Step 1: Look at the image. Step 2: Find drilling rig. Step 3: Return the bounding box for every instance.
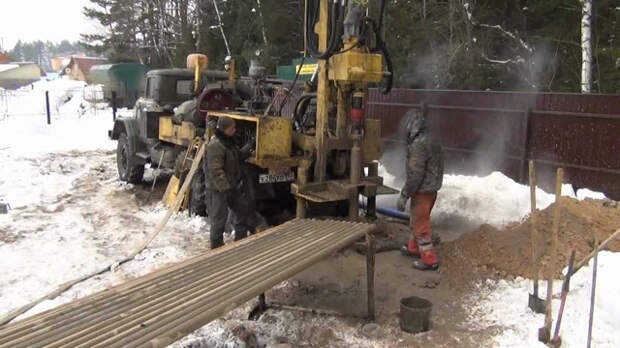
[109,0,396,223]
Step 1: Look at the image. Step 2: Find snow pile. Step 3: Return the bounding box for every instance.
[436,172,575,226]
[379,166,606,227]
[467,251,620,347]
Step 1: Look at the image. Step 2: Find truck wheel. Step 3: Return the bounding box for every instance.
[188,165,207,217]
[117,132,144,184]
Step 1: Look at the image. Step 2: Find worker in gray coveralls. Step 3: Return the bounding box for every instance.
[205,116,254,249]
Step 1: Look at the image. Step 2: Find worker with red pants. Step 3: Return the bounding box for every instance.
[396,109,444,271]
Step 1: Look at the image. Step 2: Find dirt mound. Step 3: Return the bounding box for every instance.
[440,197,620,285]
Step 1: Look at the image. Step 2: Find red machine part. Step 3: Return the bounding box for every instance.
[197,88,234,116]
[350,90,365,122]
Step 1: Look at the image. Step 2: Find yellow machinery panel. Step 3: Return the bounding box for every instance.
[328,51,384,83]
[256,117,292,159]
[208,112,294,169]
[159,117,196,146]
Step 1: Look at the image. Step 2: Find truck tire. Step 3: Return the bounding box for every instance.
[188,165,207,217]
[117,132,144,184]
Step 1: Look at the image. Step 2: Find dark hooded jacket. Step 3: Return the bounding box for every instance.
[205,129,245,192]
[401,109,444,197]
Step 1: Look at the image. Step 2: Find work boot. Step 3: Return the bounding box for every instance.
[400,246,421,258]
[400,240,421,258]
[210,228,225,249]
[412,259,439,271]
[234,229,248,241]
[210,238,224,249]
[413,242,439,271]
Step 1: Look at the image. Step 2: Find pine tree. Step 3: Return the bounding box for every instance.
[75,0,619,92]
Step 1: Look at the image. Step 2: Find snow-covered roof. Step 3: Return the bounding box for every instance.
[0,64,19,73]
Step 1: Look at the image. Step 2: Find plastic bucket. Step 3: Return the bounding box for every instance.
[399,296,432,334]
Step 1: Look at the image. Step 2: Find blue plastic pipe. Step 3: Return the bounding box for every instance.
[359,200,410,221]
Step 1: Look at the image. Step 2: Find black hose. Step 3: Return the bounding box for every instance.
[277,56,306,116]
[378,0,387,36]
[380,41,394,94]
[304,1,392,93]
[305,0,344,60]
[363,17,393,94]
[293,93,316,129]
[305,0,322,57]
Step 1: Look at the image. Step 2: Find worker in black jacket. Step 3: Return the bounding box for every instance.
[205,116,254,249]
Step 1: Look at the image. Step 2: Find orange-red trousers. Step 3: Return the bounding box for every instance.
[407,192,438,265]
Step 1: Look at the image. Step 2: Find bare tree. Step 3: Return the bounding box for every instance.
[462,1,539,89]
[580,0,593,93]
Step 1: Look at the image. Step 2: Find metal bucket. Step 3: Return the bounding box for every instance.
[399,296,432,334]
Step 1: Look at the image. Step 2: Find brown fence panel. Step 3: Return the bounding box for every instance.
[367,89,620,200]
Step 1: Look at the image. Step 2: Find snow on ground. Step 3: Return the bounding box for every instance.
[379,165,606,227]
[0,78,616,347]
[0,79,116,209]
[466,251,620,347]
[0,78,209,322]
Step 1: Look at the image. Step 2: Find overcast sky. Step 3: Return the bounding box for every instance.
[0,0,99,50]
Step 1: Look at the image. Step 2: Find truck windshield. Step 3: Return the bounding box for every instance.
[176,80,194,96]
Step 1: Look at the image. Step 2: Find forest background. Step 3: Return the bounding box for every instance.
[3,0,619,93]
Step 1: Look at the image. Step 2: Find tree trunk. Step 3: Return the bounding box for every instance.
[580,0,593,93]
[256,0,269,46]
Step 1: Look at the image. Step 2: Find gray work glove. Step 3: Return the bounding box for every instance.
[396,194,409,212]
[241,137,256,152]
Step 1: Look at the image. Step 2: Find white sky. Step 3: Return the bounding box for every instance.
[0,0,99,50]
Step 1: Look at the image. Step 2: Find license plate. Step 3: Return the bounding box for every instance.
[259,171,295,184]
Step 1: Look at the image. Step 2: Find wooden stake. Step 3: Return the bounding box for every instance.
[366,231,376,321]
[541,168,563,342]
[529,161,540,295]
[587,236,598,348]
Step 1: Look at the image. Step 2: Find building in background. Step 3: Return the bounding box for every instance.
[0,62,44,89]
[51,57,69,72]
[51,52,87,72]
[61,56,107,81]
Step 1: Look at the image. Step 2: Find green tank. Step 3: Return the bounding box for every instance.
[88,63,148,108]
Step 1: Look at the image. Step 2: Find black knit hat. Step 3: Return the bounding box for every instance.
[216,116,235,131]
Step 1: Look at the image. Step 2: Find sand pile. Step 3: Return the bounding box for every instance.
[441,198,620,286]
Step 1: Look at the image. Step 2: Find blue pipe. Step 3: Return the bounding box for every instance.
[359,200,410,221]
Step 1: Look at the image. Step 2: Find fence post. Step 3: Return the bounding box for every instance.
[519,107,532,183]
[45,91,51,125]
[112,91,117,121]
